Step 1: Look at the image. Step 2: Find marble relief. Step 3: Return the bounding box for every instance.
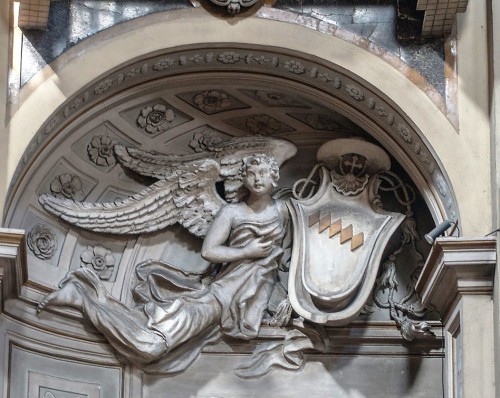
[36,135,428,377]
[27,224,58,260]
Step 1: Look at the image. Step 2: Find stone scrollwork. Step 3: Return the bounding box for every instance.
[27,224,58,260]
[364,170,433,341]
[254,91,291,106]
[37,136,427,376]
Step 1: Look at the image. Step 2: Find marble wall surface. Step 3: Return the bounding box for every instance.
[1,1,497,397]
[19,1,445,98]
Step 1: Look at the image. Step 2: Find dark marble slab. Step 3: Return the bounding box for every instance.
[400,38,446,97]
[275,1,445,97]
[20,0,445,98]
[21,0,192,85]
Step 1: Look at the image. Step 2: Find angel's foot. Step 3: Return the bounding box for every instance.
[37,282,83,313]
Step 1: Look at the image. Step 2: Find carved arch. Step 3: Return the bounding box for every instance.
[4,10,462,230]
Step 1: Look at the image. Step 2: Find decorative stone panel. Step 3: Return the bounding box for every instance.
[417,0,469,37]
[18,0,50,30]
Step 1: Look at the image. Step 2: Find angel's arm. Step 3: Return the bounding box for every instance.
[201,206,273,263]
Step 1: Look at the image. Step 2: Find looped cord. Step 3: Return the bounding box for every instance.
[292,164,323,200]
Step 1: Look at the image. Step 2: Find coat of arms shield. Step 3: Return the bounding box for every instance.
[287,139,405,325]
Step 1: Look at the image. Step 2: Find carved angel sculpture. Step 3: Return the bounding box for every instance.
[37,136,315,375]
[39,136,295,237]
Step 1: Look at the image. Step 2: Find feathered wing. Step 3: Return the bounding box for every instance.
[114,136,298,202]
[38,159,225,238]
[115,144,248,203]
[114,145,207,179]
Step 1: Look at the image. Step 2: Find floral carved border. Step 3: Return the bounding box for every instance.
[7,46,458,222]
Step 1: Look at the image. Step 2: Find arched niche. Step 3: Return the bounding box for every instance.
[4,9,461,227]
[2,8,462,300]
[0,11,456,396]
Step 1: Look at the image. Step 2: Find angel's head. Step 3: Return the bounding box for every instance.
[241,154,280,196]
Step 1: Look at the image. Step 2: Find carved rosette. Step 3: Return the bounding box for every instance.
[80,245,116,280]
[193,90,231,114]
[245,115,282,135]
[218,51,240,64]
[87,135,117,166]
[137,104,176,134]
[14,45,458,224]
[188,130,225,153]
[304,114,341,131]
[27,224,58,260]
[50,173,84,200]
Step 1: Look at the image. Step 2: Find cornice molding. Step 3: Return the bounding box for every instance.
[0,228,28,312]
[416,237,496,318]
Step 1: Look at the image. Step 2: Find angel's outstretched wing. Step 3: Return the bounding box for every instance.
[40,136,297,237]
[113,145,197,179]
[39,159,224,238]
[114,136,297,202]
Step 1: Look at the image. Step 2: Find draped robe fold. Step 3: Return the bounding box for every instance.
[59,212,286,373]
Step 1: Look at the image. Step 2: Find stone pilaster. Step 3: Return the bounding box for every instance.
[0,0,12,220]
[0,228,26,313]
[417,237,497,398]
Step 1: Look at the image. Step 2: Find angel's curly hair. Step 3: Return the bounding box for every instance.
[241,154,280,183]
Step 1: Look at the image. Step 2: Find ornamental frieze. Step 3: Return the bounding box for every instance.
[8,46,458,226]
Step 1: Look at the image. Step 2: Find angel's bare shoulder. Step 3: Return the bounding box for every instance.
[215,202,256,227]
[216,202,244,219]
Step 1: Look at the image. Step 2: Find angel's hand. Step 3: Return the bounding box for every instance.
[243,237,274,259]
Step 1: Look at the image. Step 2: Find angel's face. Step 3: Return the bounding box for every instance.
[243,163,276,196]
